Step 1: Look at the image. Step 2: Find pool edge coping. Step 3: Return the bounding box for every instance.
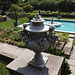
[44,18,75,21]
[55,30,75,34]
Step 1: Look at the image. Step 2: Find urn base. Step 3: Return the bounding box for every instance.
[28,56,48,69]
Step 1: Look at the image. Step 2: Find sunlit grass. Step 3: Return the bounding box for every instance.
[0,62,9,75]
[0,17,29,30]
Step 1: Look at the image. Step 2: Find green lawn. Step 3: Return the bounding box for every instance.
[0,62,9,75]
[0,17,29,30]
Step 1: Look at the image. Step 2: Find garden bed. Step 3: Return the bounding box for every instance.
[0,17,29,47]
[56,42,65,50]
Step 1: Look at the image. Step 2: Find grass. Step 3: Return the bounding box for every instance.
[0,17,29,30]
[18,17,29,24]
[0,20,14,29]
[0,62,9,75]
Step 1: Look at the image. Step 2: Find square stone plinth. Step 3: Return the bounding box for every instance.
[28,56,48,69]
[6,50,63,75]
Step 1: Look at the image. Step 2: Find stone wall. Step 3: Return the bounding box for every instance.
[8,14,27,19]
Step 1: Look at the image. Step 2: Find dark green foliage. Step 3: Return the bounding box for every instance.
[9,4,23,12]
[0,0,75,12]
[0,39,5,43]
[4,27,21,34]
[12,27,22,31]
[61,59,71,75]
[0,32,9,38]
[10,31,22,41]
[18,11,26,15]
[0,63,9,75]
[23,4,33,12]
[17,42,25,48]
[4,29,13,34]
[24,0,75,12]
[27,13,35,20]
[44,47,64,56]
[44,47,71,75]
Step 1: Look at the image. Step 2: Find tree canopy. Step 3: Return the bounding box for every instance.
[0,0,75,12]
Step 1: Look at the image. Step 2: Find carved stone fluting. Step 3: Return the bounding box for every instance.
[21,13,58,69]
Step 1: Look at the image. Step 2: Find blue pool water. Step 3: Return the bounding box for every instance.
[45,19,75,33]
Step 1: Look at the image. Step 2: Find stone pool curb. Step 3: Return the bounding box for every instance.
[0,43,28,61]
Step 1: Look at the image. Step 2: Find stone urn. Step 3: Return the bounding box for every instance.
[21,13,58,69]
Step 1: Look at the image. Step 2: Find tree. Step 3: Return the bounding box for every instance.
[9,4,23,27]
[23,4,33,12]
[9,4,23,12]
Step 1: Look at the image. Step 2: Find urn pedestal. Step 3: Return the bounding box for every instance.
[22,13,58,69]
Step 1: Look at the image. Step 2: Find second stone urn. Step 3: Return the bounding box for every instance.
[21,13,58,69]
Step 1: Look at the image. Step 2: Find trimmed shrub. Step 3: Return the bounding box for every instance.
[52,11,58,14]
[46,10,51,14]
[18,11,26,15]
[41,11,45,14]
[32,10,39,13]
[70,12,75,15]
[9,4,23,12]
